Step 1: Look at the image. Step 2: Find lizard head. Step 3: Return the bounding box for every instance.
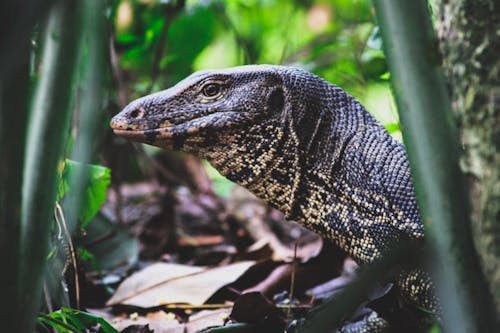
[110,65,288,157]
[110,65,338,217]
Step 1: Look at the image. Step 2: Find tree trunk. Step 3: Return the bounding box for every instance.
[434,0,500,314]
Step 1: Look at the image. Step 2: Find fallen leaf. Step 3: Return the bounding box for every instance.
[107,261,255,307]
[226,241,345,298]
[230,292,285,331]
[185,309,230,332]
[114,316,181,333]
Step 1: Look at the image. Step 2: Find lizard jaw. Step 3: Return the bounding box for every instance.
[111,111,242,146]
[112,126,198,146]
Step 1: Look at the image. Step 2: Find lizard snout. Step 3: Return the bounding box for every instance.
[109,114,126,130]
[110,105,148,131]
[110,113,133,130]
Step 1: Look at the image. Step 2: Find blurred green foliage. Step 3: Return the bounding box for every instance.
[58,160,111,228]
[111,0,401,192]
[113,0,398,136]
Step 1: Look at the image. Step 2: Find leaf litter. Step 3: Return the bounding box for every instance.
[71,156,368,332]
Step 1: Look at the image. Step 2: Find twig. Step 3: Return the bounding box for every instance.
[55,202,80,309]
[109,32,128,108]
[287,242,298,320]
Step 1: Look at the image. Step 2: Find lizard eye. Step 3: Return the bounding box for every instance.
[202,83,221,98]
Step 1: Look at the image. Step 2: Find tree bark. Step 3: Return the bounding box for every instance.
[434,0,500,314]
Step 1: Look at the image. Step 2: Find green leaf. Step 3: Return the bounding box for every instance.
[61,159,111,228]
[384,122,400,134]
[166,5,216,80]
[427,324,443,333]
[379,72,391,80]
[116,32,140,44]
[38,314,80,332]
[38,307,118,333]
[78,247,99,272]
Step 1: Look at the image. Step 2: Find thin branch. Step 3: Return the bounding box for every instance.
[287,242,298,320]
[55,202,80,309]
[109,32,129,108]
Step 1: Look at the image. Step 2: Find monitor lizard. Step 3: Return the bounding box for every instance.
[110,65,439,332]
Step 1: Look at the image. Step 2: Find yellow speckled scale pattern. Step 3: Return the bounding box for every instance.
[338,312,389,333]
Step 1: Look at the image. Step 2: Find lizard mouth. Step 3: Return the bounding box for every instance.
[111,111,242,145]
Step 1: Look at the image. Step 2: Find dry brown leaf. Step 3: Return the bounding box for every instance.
[107,261,255,307]
[113,313,181,333]
[185,309,231,333]
[91,308,231,333]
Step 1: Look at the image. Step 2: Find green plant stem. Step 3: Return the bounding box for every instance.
[0,0,45,328]
[0,58,30,332]
[59,1,107,308]
[66,0,107,233]
[0,16,31,333]
[18,0,81,331]
[372,1,498,332]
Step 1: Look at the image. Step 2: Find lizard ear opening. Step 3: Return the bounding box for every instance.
[268,88,284,113]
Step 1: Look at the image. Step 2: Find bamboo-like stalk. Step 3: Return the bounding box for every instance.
[66,0,107,234]
[0,1,46,329]
[0,60,30,333]
[372,1,498,331]
[18,1,81,332]
[60,0,107,309]
[0,16,31,333]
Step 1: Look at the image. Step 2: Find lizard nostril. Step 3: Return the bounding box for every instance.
[110,115,124,129]
[130,107,145,119]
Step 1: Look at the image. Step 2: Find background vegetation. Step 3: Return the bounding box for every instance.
[113,0,398,133]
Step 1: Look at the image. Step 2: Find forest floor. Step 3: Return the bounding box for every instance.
[51,155,367,333]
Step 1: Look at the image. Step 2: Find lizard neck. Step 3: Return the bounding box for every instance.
[289,121,425,263]
[199,119,298,215]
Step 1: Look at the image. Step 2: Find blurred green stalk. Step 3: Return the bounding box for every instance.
[0,0,46,329]
[18,0,81,332]
[60,0,107,309]
[66,0,107,233]
[372,1,497,332]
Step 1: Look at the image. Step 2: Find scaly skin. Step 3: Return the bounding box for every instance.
[110,65,439,330]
